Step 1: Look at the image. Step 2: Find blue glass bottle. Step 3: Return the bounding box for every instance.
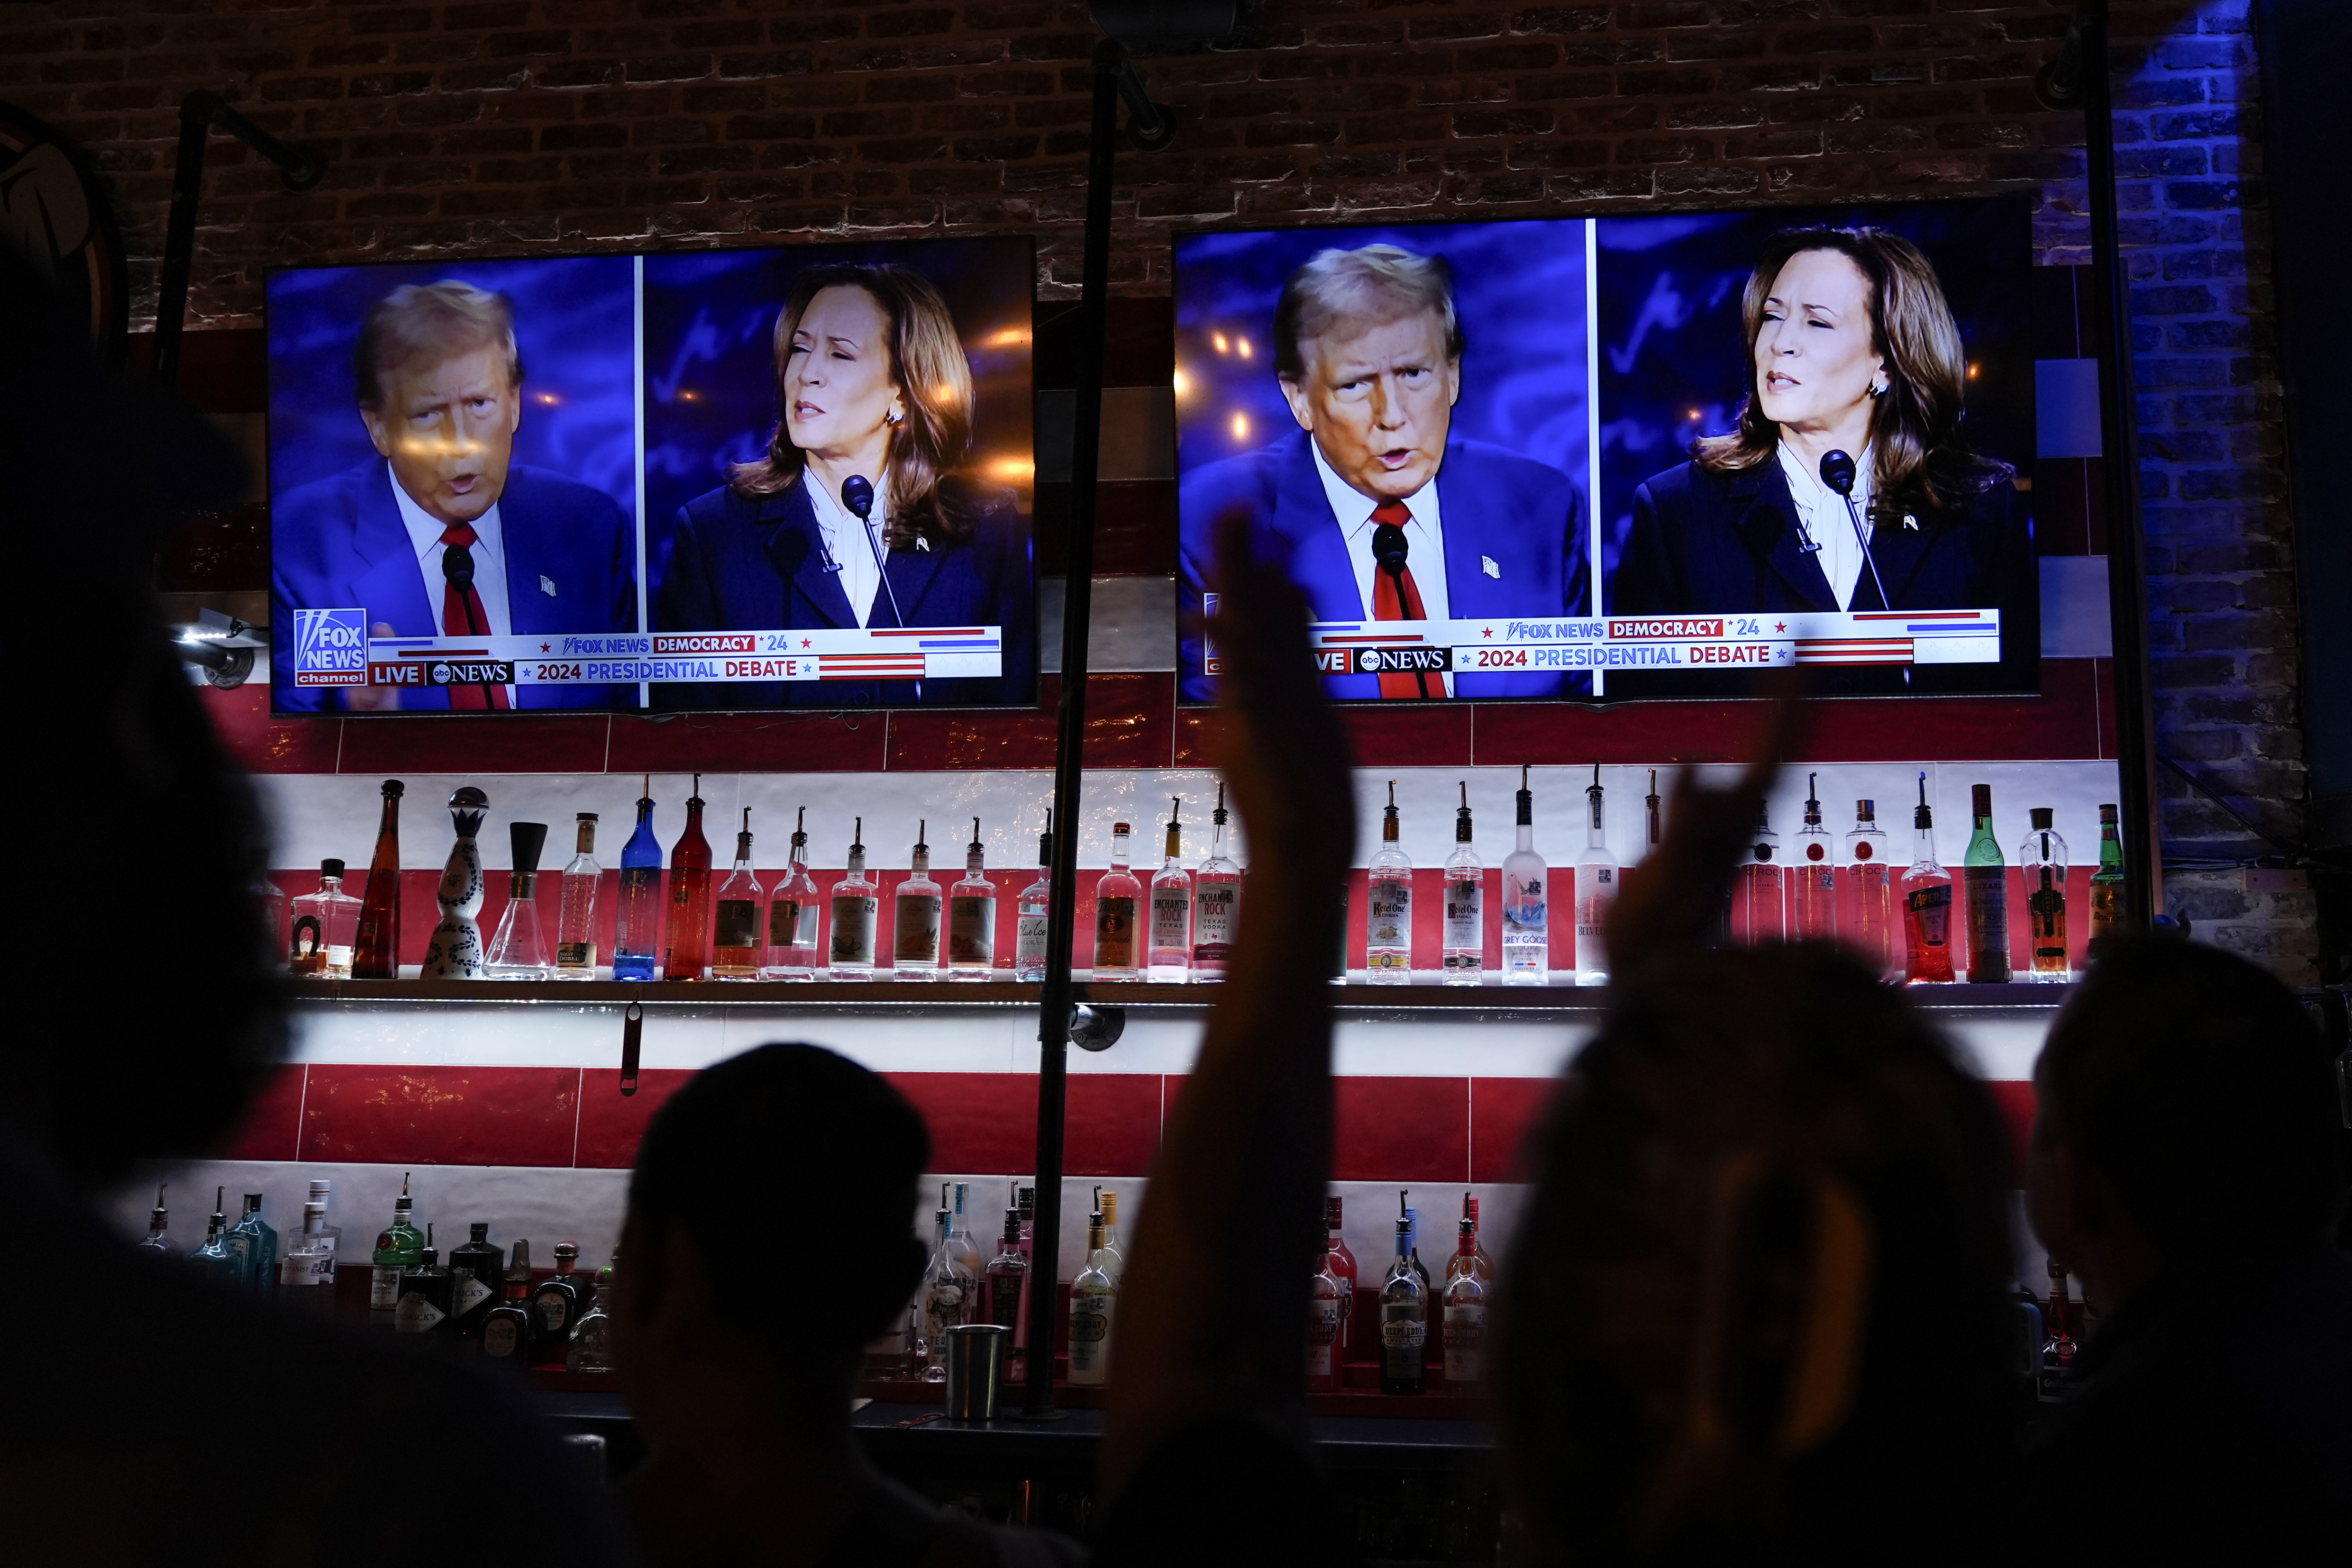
[191,1187,242,1287]
[225,1192,279,1296]
[613,776,664,981]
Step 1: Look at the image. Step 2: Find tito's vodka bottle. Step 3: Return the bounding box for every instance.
[1442,783,1484,984]
[763,807,822,979]
[711,810,765,979]
[1502,768,1549,984]
[555,813,601,979]
[947,819,997,979]
[613,780,663,981]
[2087,803,2124,956]
[2022,807,2070,982]
[893,822,943,980]
[1792,774,1837,942]
[1963,783,2011,983]
[352,779,405,979]
[1148,800,1193,982]
[830,819,879,979]
[1574,764,1617,986]
[1192,786,1240,981]
[1848,799,1894,979]
[1367,783,1414,982]
[1094,822,1142,979]
[1902,774,1955,983]
[1015,814,1053,983]
[1740,804,1785,944]
[662,777,714,981]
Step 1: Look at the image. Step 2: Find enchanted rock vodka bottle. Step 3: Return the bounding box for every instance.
[893,821,943,980]
[2087,803,2124,955]
[555,813,602,979]
[763,807,822,979]
[1441,783,1484,984]
[1192,786,1240,981]
[1148,799,1193,983]
[1740,803,1785,944]
[1574,764,1617,986]
[830,819,879,979]
[1848,799,1894,979]
[1502,767,1549,984]
[613,779,663,981]
[1015,813,1053,983]
[1963,783,2011,983]
[2022,807,2070,982]
[352,779,405,979]
[711,810,766,980]
[1792,774,1837,943]
[1902,774,1956,983]
[1380,1209,1428,1396]
[1093,821,1142,979]
[1367,783,1413,983]
[947,818,997,979]
[661,776,713,981]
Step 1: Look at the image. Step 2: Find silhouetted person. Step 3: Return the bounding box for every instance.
[611,1044,1082,1567]
[2024,937,2352,1554]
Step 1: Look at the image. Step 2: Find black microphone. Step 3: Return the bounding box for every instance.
[1368,520,1430,697]
[439,537,497,704]
[842,474,874,520]
[840,474,915,697]
[1820,448,1891,611]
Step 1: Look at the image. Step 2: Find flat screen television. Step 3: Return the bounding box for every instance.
[266,237,1036,715]
[1173,197,2038,701]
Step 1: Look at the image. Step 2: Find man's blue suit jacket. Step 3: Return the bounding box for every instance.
[1178,430,1589,701]
[271,461,639,712]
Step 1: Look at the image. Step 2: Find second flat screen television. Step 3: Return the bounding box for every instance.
[267,237,1036,715]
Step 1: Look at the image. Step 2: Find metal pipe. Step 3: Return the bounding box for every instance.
[153,90,324,386]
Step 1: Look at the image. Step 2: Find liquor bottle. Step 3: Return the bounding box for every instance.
[1963,783,2011,983]
[985,1208,1029,1386]
[1902,773,1956,984]
[226,1193,278,1295]
[1148,800,1194,983]
[763,807,824,979]
[1404,1201,1434,1310]
[1442,1217,1487,1387]
[1645,769,1663,856]
[711,809,766,980]
[252,863,289,971]
[948,1182,985,1283]
[395,1232,454,1336]
[1379,1210,1428,1396]
[135,1183,173,1256]
[1067,1202,1115,1387]
[893,820,943,980]
[485,820,553,979]
[1366,782,1413,983]
[568,1253,615,1372]
[1308,1250,1348,1393]
[920,1192,974,1384]
[1445,1193,1493,1287]
[948,818,998,979]
[532,1241,587,1348]
[1740,803,1786,944]
[191,1188,241,1287]
[1193,786,1240,981]
[1095,1187,1127,1291]
[2087,803,2124,955]
[663,777,714,981]
[370,1174,423,1322]
[2038,1258,2081,1404]
[1094,821,1142,980]
[1792,774,1837,942]
[555,813,602,979]
[1502,767,1549,984]
[1324,1196,1358,1309]
[1848,799,1894,979]
[420,787,491,980]
[830,819,879,979]
[278,1192,337,1313]
[1441,782,1485,984]
[2022,807,2070,982]
[482,1240,534,1364]
[613,779,664,982]
[352,779,405,979]
[1575,763,1617,985]
[448,1222,504,1339]
[1014,813,1054,983]
[289,859,362,978]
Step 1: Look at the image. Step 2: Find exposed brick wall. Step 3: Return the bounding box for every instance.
[0,0,2316,978]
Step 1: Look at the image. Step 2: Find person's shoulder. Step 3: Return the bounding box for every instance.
[1633,455,1714,509]
[506,463,626,523]
[1182,437,1295,505]
[1449,437,1576,494]
[676,479,770,529]
[275,459,379,517]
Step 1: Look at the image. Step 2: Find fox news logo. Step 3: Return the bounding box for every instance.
[292,607,368,687]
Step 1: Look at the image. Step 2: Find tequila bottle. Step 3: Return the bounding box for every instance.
[1902,774,1956,983]
[947,818,998,978]
[191,1188,241,1287]
[290,859,362,978]
[1441,782,1484,983]
[1740,804,1785,943]
[920,1193,974,1383]
[1379,1211,1427,1396]
[485,820,553,979]
[1574,763,1617,985]
[764,807,823,979]
[1501,767,1549,984]
[1192,785,1240,981]
[369,1174,423,1322]
[662,777,714,981]
[351,779,405,979]
[1441,1217,1487,1387]
[985,1208,1030,1386]
[1067,1203,1115,1387]
[568,1254,615,1372]
[1792,774,1837,942]
[1963,783,2011,983]
[711,809,766,980]
[1093,822,1142,979]
[1848,799,1894,978]
[448,1222,503,1338]
[893,821,943,980]
[226,1193,278,1295]
[830,819,879,978]
[2087,803,2124,956]
[1014,814,1053,983]
[135,1183,173,1256]
[394,1233,454,1336]
[1148,800,1194,982]
[531,1241,587,1346]
[555,813,602,979]
[2022,807,2070,982]
[1366,782,1414,982]
[612,780,663,981]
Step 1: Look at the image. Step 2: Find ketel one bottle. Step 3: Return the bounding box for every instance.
[394,1227,455,1335]
[1366,783,1413,982]
[1379,1207,1428,1396]
[532,1241,589,1348]
[447,1222,504,1338]
[1441,783,1484,984]
[481,1239,536,1364]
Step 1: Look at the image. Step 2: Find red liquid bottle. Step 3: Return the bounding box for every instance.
[351,779,405,979]
[1324,1196,1358,1369]
[662,775,713,980]
[1902,771,1956,984]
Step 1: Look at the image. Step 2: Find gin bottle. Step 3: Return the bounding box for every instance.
[1441,783,1484,984]
[1366,782,1413,983]
[948,818,998,978]
[1963,783,2011,983]
[711,809,766,980]
[1067,1203,1116,1387]
[395,1233,455,1336]
[290,859,362,978]
[1848,799,1894,979]
[1740,804,1785,944]
[763,807,823,979]
[920,1193,974,1383]
[662,777,714,981]
[191,1188,241,1287]
[1093,822,1142,979]
[369,1173,423,1322]
[1379,1211,1427,1396]
[1192,786,1240,980]
[1501,767,1549,984]
[1148,800,1193,983]
[1014,814,1053,983]
[1574,764,1617,985]
[485,820,552,979]
[226,1193,278,1296]
[612,779,663,981]
[2022,807,2070,982]
[893,821,943,980]
[1902,774,1956,983]
[1792,775,1837,942]
[555,813,602,979]
[448,1221,503,1338]
[135,1183,173,1257]
[351,779,405,979]
[2087,803,2124,956]
[829,819,879,979]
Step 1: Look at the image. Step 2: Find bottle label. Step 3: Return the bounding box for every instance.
[1016,911,1050,963]
[947,896,996,964]
[925,1279,967,1344]
[1067,1289,1112,1369]
[895,893,942,963]
[1381,1308,1427,1378]
[1149,888,1190,952]
[1444,878,1482,951]
[1367,876,1411,944]
[1307,1296,1340,1378]
[537,1291,569,1332]
[1906,882,1951,946]
[369,1265,401,1310]
[2029,878,2065,936]
[1095,896,1137,970]
[453,1274,494,1318]
[768,897,807,948]
[830,894,878,964]
[279,1251,333,1288]
[1576,882,1616,939]
[393,1291,445,1333]
[713,897,760,950]
[556,939,595,967]
[1502,880,1547,940]
[1194,882,1236,964]
[1443,1302,1486,1384]
[483,1316,520,1358]
[2088,881,2122,939]
[1964,866,2010,977]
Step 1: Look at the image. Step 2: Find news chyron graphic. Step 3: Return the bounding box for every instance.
[266,237,1036,716]
[1175,197,2037,704]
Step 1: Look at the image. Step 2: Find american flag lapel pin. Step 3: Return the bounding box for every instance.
[1481,555,1501,579]
[540,574,558,596]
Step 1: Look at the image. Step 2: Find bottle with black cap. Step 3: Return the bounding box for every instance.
[420,786,492,980]
[1901,773,1956,983]
[448,1222,504,1338]
[1193,787,1240,981]
[352,779,405,979]
[1014,811,1055,983]
[1502,767,1549,984]
[531,1241,588,1348]
[486,820,552,979]
[394,1225,454,1335]
[290,858,362,978]
[764,807,823,979]
[1792,774,1837,942]
[711,809,766,980]
[1441,782,1484,984]
[1574,764,1618,985]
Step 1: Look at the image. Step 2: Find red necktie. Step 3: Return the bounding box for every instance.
[439,523,510,711]
[1367,499,1433,700]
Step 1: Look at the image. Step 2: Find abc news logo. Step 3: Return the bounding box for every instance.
[1314,646,1452,675]
[368,660,517,688]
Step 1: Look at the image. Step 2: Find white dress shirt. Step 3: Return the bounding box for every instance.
[1311,439,1450,696]
[389,462,516,704]
[1777,441,1877,611]
[805,474,891,629]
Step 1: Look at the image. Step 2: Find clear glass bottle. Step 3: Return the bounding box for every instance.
[711,809,766,980]
[1848,799,1894,979]
[486,821,553,979]
[1308,1250,1348,1393]
[985,1208,1030,1386]
[663,776,714,981]
[1095,1187,1127,1291]
[1093,821,1142,980]
[1902,773,1956,984]
[2087,803,2124,956]
[290,859,362,978]
[135,1183,173,1257]
[225,1192,278,1296]
[1442,782,1484,984]
[1963,782,2011,983]
[568,1254,615,1372]
[394,1232,454,1336]
[763,807,823,979]
[352,779,405,979]
[1148,799,1194,983]
[613,779,663,981]
[1574,763,1617,985]
[1792,774,1837,943]
[947,818,998,979]
[920,1192,974,1383]
[1379,1211,1427,1396]
[1441,1217,1487,1387]
[1014,813,1053,983]
[369,1173,423,1323]
[278,1192,337,1313]
[191,1188,241,1287]
[893,820,943,980]
[1192,785,1240,981]
[948,1182,985,1283]
[1366,782,1413,983]
[555,813,602,979]
[1501,767,1549,984]
[2022,807,2070,982]
[830,818,879,979]
[1067,1203,1115,1387]
[1740,804,1785,944]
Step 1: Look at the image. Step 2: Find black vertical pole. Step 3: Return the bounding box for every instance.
[152,102,213,387]
[1023,39,1124,1417]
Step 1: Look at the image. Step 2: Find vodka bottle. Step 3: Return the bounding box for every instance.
[711,810,766,979]
[1093,822,1142,979]
[661,777,714,981]
[2021,807,2070,982]
[1324,1196,1358,1364]
[1441,782,1485,984]
[1740,804,1785,944]
[1574,763,1617,985]
[1501,767,1549,984]
[1015,814,1053,983]
[1067,1204,1116,1387]
[1148,800,1194,982]
[920,1196,972,1383]
[985,1208,1029,1386]
[555,813,602,979]
[829,818,879,979]
[1902,774,1956,983]
[352,779,405,979]
[1441,1217,1487,1387]
[1445,1192,1492,1286]
[1192,785,1240,980]
[947,818,997,979]
[1790,774,1837,942]
[290,859,363,978]
[136,1183,173,1256]
[893,821,943,980]
[1308,1250,1348,1392]
[485,820,553,979]
[762,807,822,979]
[1848,799,1895,979]
[2087,803,2124,955]
[1366,782,1413,982]
[1962,783,2011,983]
[1379,1212,1427,1395]
[613,779,663,981]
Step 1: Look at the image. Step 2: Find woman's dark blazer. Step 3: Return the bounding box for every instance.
[651,472,1037,709]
